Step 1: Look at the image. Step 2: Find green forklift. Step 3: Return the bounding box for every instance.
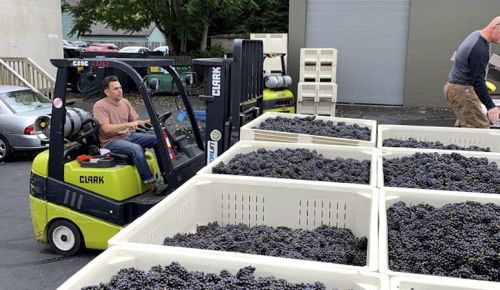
[242,52,295,114]
[145,63,194,95]
[29,58,205,256]
[261,53,295,113]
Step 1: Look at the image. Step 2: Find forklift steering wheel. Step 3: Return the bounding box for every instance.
[136,123,154,133]
[157,111,173,124]
[76,117,99,144]
[136,111,172,133]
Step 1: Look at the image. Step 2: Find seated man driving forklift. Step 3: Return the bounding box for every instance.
[93,75,167,194]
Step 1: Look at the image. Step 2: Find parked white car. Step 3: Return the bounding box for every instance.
[153,45,170,55]
[118,46,151,54]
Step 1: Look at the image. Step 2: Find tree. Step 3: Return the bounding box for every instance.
[210,0,289,35]
[62,0,288,53]
[63,0,196,53]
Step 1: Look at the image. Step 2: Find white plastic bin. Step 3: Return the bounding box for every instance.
[251,33,288,54]
[378,124,500,153]
[300,62,337,83]
[390,276,499,290]
[300,48,337,83]
[298,82,337,100]
[58,245,389,290]
[301,48,338,64]
[240,112,377,147]
[251,33,288,75]
[297,82,338,116]
[379,188,500,286]
[109,175,379,272]
[378,147,500,191]
[296,95,318,115]
[198,141,378,187]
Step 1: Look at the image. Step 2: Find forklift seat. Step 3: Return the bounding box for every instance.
[85,119,134,163]
[63,117,133,164]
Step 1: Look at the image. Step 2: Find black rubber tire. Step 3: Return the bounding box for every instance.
[47,220,83,256]
[0,135,12,162]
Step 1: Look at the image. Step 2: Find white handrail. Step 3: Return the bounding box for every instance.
[26,57,55,82]
[0,57,55,97]
[0,58,40,93]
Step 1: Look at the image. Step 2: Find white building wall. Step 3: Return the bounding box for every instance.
[0,0,63,77]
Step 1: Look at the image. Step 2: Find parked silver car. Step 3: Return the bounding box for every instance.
[0,86,52,161]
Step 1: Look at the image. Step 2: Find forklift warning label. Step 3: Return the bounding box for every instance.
[80,176,104,184]
[211,67,221,96]
[207,141,218,163]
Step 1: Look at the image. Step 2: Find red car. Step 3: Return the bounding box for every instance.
[83,43,119,53]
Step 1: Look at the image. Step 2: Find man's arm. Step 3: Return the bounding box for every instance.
[469,45,500,124]
[100,122,138,134]
[469,46,495,110]
[100,120,150,133]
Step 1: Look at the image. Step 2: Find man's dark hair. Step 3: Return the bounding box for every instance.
[102,75,119,90]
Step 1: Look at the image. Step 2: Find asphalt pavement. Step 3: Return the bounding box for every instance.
[0,156,100,290]
[0,92,457,290]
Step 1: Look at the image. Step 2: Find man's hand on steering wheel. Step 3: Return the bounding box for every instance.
[132,113,171,133]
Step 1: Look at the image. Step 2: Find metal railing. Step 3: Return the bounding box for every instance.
[0,57,55,98]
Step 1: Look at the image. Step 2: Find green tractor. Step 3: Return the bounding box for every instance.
[29,58,205,256]
[145,63,194,95]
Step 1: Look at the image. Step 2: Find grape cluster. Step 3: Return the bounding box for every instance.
[387,201,500,281]
[163,222,367,266]
[256,116,371,141]
[213,148,371,184]
[383,137,490,152]
[383,152,500,193]
[82,262,353,290]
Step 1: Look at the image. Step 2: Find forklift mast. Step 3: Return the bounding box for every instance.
[49,58,203,189]
[193,39,264,163]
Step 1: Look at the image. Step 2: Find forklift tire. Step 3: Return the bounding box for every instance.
[48,220,82,256]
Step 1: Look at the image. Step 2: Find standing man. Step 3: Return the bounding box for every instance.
[93,75,166,193]
[445,16,500,128]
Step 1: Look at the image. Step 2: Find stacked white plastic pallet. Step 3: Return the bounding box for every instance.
[250,33,288,75]
[297,48,338,116]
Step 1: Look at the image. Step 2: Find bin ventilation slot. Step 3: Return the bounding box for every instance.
[389,135,487,147]
[219,192,265,227]
[173,199,193,230]
[298,199,347,230]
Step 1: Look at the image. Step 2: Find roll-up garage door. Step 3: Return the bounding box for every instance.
[306,0,410,105]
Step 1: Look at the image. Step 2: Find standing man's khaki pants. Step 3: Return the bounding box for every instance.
[443,82,490,128]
